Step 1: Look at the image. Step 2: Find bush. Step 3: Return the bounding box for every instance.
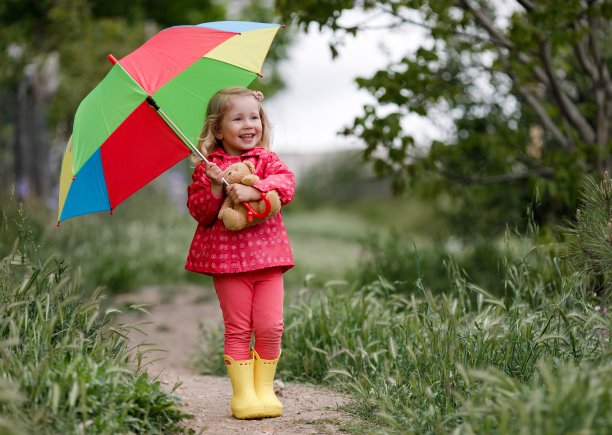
[561,173,612,299]
[279,248,610,432]
[294,150,391,209]
[350,230,530,299]
[1,183,208,295]
[456,360,612,434]
[0,206,188,433]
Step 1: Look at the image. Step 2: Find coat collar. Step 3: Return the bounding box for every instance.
[207,146,266,160]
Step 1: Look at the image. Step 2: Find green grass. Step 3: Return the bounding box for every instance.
[0,204,189,433]
[344,196,450,241]
[282,195,449,288]
[2,183,443,295]
[283,207,369,287]
[455,360,612,434]
[192,233,611,433]
[1,184,210,295]
[0,180,443,293]
[276,241,611,433]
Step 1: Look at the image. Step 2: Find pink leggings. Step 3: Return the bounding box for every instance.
[213,267,284,360]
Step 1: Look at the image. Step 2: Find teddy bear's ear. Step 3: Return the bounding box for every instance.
[244,160,255,173]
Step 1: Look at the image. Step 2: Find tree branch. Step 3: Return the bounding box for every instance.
[346,3,510,48]
[595,88,608,171]
[573,31,600,84]
[515,0,536,12]
[515,87,573,152]
[445,8,579,155]
[455,0,557,112]
[584,5,612,99]
[501,55,574,152]
[587,8,604,72]
[456,0,514,50]
[570,19,610,168]
[539,39,596,144]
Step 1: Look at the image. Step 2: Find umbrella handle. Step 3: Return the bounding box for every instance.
[242,192,272,222]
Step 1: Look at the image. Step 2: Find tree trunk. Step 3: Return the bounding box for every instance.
[14,73,32,200]
[13,55,58,201]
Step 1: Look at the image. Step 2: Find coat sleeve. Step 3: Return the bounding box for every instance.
[187,163,224,225]
[253,152,295,205]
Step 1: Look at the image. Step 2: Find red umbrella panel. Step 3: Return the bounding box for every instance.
[58,21,282,224]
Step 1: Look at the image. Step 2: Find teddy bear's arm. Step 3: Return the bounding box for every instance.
[241,174,260,186]
[217,196,232,215]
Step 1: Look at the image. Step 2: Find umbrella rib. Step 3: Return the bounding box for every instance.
[60,22,280,223]
[108,53,238,184]
[111,60,203,157]
[160,58,261,111]
[150,102,228,186]
[203,56,263,77]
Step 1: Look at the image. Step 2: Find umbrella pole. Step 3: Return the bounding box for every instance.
[146,96,230,187]
[148,96,271,220]
[107,56,228,185]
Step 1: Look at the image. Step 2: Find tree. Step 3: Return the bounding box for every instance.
[561,171,612,298]
[0,0,289,202]
[276,0,611,234]
[0,0,221,200]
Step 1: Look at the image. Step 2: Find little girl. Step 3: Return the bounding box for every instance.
[185,86,294,420]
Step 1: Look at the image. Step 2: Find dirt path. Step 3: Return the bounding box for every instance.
[115,285,351,434]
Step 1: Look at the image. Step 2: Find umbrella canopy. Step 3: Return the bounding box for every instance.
[58,21,282,224]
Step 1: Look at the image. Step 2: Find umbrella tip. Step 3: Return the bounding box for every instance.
[56,221,60,228]
[257,72,264,78]
[281,24,286,29]
[107,54,118,64]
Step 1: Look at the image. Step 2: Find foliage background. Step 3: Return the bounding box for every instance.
[0,0,611,433]
[276,0,611,237]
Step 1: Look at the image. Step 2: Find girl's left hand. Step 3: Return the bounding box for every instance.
[226,184,262,204]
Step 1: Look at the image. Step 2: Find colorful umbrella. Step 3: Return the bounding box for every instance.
[57,21,282,225]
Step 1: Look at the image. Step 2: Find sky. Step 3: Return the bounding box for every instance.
[265,12,435,154]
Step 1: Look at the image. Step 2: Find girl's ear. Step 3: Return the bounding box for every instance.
[214,128,223,140]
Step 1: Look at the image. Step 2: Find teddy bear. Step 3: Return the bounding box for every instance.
[218,161,281,231]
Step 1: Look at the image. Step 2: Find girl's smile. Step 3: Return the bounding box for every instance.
[216,96,263,156]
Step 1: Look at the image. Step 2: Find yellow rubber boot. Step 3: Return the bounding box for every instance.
[224,355,266,419]
[253,349,283,417]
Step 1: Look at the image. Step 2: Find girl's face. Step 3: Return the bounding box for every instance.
[216,96,263,156]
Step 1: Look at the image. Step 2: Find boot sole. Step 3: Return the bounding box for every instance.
[233,407,268,420]
[261,404,282,418]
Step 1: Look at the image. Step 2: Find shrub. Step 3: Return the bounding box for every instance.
[561,172,612,300]
[0,205,188,433]
[294,150,391,209]
[1,184,206,295]
[279,251,610,432]
[350,230,527,299]
[455,360,612,434]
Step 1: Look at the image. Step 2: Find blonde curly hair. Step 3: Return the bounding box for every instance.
[194,87,272,162]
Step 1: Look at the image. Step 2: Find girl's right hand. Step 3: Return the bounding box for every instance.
[205,162,224,185]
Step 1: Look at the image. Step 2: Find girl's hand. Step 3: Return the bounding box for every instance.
[226,184,261,204]
[204,162,224,185]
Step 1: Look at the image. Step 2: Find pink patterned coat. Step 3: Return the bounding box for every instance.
[185,147,295,275]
